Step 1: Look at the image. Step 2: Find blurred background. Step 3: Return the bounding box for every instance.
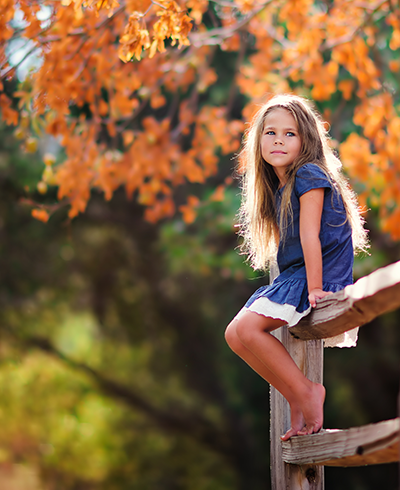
[1,1,400,489]
[0,108,399,490]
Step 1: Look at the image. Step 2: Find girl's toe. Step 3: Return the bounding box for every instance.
[297,426,308,436]
[297,425,321,436]
[281,427,300,441]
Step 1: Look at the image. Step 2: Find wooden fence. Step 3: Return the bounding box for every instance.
[270,260,400,489]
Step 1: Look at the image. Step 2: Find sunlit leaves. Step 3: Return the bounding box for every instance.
[1,0,400,240]
[63,0,120,14]
[119,12,151,61]
[150,0,192,56]
[119,0,192,62]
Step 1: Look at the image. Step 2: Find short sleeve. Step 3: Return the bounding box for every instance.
[294,164,332,198]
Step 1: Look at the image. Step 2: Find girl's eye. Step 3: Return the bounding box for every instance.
[265,130,275,135]
[287,132,296,137]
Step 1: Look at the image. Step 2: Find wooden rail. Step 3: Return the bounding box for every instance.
[282,418,400,467]
[289,261,400,341]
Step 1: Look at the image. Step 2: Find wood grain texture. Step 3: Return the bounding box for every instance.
[270,260,325,489]
[282,418,400,467]
[289,261,400,341]
[270,330,325,489]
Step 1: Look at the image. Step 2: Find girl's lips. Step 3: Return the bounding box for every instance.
[271,151,287,154]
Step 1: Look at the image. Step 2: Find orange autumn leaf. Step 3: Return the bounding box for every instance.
[210,185,225,202]
[338,79,354,101]
[119,13,150,62]
[31,209,50,223]
[0,93,18,125]
[340,133,373,182]
[389,60,400,72]
[179,195,199,224]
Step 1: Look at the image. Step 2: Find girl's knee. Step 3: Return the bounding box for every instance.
[224,321,238,347]
[235,313,284,346]
[225,321,246,355]
[235,319,257,347]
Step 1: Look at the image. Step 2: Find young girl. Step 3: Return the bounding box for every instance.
[225,94,368,441]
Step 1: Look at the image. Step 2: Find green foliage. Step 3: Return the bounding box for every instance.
[160,187,263,281]
[0,123,42,188]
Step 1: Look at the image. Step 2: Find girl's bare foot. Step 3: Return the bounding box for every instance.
[281,404,304,441]
[297,383,325,436]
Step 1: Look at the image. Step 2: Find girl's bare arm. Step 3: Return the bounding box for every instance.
[299,188,333,307]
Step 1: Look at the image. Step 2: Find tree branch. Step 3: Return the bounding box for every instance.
[11,328,236,462]
[189,1,274,47]
[1,45,41,80]
[226,32,247,119]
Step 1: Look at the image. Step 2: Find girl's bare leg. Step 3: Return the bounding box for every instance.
[225,320,305,440]
[225,311,325,438]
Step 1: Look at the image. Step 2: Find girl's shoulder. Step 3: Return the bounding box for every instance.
[294,163,332,198]
[295,163,329,180]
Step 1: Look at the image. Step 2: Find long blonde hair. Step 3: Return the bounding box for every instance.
[238,94,368,271]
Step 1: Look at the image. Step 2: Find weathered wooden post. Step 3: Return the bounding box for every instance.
[270,263,324,489]
[270,332,324,489]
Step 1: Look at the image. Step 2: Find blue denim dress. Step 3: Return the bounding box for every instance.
[235,164,356,345]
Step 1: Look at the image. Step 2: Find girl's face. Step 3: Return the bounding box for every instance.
[261,107,301,184]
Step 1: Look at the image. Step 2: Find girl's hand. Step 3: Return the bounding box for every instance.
[308,288,333,308]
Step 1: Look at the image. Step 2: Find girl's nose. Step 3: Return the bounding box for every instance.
[274,138,283,145]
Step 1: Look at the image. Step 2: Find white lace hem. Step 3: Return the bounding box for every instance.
[234,296,358,348]
[323,328,358,348]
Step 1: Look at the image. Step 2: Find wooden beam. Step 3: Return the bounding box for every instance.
[270,330,325,488]
[270,263,324,489]
[282,418,400,467]
[289,261,400,341]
